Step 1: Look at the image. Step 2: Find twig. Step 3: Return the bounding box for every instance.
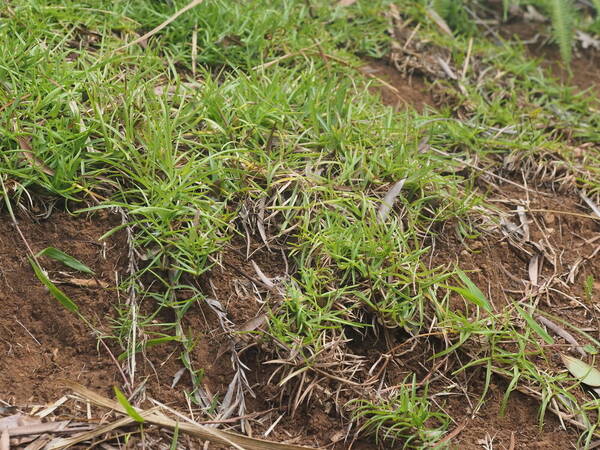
[535,315,585,357]
[430,421,467,447]
[0,177,38,262]
[461,37,473,80]
[191,26,198,76]
[98,337,132,395]
[526,208,600,221]
[15,318,41,346]
[116,0,205,52]
[252,42,321,70]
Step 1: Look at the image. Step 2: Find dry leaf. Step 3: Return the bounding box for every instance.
[377,178,406,223]
[238,314,267,333]
[425,8,453,37]
[524,5,547,23]
[528,254,539,286]
[0,430,8,450]
[561,354,600,387]
[576,30,600,50]
[251,260,275,289]
[580,191,600,219]
[337,0,357,6]
[60,278,110,289]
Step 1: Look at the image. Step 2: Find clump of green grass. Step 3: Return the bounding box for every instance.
[349,377,449,447]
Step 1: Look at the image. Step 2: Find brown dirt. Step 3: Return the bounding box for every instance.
[448,381,577,449]
[0,210,126,404]
[362,58,434,112]
[429,183,599,448]
[0,209,205,411]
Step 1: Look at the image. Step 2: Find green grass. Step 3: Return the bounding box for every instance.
[1,0,600,447]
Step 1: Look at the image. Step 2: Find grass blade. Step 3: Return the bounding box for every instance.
[114,386,145,423]
[515,304,555,344]
[453,268,492,313]
[29,258,79,313]
[36,247,94,274]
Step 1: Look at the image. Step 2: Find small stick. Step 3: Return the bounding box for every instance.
[535,315,585,357]
[191,26,198,76]
[15,318,41,345]
[116,0,205,52]
[430,421,467,447]
[461,37,473,80]
[98,337,132,395]
[527,208,600,221]
[252,42,321,70]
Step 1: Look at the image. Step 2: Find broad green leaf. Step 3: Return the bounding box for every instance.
[515,304,554,344]
[29,258,79,313]
[114,386,145,423]
[561,354,600,387]
[36,247,94,274]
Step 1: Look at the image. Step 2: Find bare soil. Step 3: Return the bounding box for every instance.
[362,58,434,112]
[0,210,125,404]
[430,185,599,448]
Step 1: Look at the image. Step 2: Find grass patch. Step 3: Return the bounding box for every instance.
[1,0,599,447]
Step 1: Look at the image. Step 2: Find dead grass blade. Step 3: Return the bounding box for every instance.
[63,381,321,450]
[12,122,55,177]
[59,277,110,289]
[117,0,205,51]
[425,8,453,37]
[377,178,406,223]
[45,415,138,449]
[0,431,7,450]
[580,191,600,219]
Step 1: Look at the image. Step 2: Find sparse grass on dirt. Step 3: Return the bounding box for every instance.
[1,0,599,448]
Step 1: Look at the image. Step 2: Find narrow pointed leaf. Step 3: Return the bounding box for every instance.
[114,386,145,423]
[515,304,554,344]
[36,247,94,274]
[449,269,492,313]
[29,258,79,313]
